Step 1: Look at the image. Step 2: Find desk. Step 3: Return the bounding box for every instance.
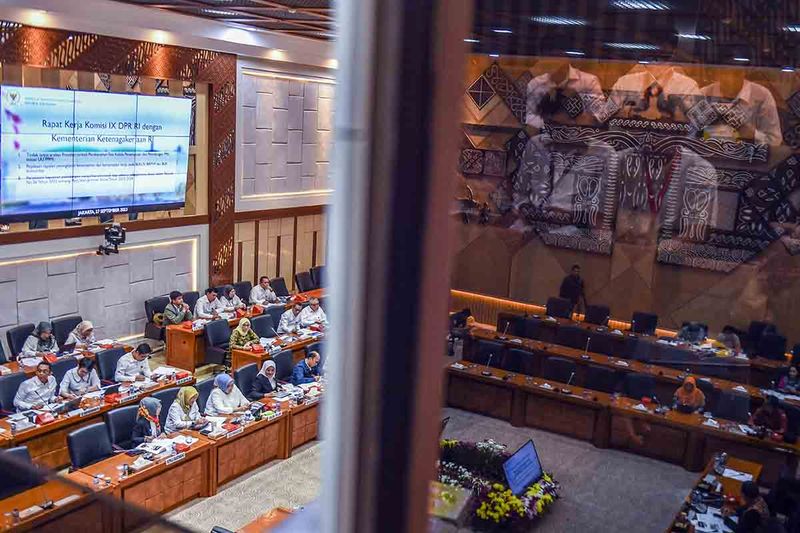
[446,363,799,485]
[288,400,320,452]
[2,344,133,377]
[666,457,762,533]
[230,335,322,372]
[238,507,294,532]
[0,377,195,470]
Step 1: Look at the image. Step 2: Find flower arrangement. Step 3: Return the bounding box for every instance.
[437,439,559,531]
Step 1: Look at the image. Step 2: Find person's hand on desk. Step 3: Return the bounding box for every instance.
[62,392,78,401]
[31,402,44,410]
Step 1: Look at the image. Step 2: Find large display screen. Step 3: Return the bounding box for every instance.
[0,86,191,222]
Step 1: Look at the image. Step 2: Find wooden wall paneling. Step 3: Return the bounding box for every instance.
[237,221,256,285]
[295,215,315,275]
[257,219,271,280]
[316,213,326,265]
[40,68,59,87]
[279,217,295,288]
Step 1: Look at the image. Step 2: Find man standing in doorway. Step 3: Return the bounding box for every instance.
[559,264,587,314]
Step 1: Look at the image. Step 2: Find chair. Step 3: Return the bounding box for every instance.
[265,306,285,333]
[680,321,709,341]
[250,315,276,339]
[234,364,258,399]
[583,365,620,394]
[518,317,555,343]
[196,377,215,413]
[783,402,800,436]
[295,271,315,292]
[183,291,200,313]
[233,281,253,305]
[631,311,658,335]
[51,358,78,388]
[744,321,774,353]
[270,277,290,298]
[583,305,610,326]
[96,348,126,383]
[757,334,787,361]
[273,350,294,381]
[144,296,170,341]
[0,446,44,499]
[0,372,28,416]
[541,357,576,384]
[0,343,7,365]
[51,316,83,348]
[500,348,533,375]
[6,324,35,359]
[545,297,573,319]
[468,339,503,367]
[152,387,181,429]
[497,312,524,337]
[623,374,656,401]
[204,319,231,366]
[713,391,750,423]
[555,325,590,350]
[104,405,138,450]
[695,378,717,412]
[310,265,326,288]
[587,331,618,357]
[306,341,324,359]
[67,422,114,469]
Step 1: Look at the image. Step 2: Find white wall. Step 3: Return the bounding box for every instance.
[0,224,208,354]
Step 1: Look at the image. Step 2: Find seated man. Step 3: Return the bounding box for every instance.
[250,276,278,306]
[14,361,57,411]
[723,481,770,531]
[195,287,224,319]
[292,351,321,385]
[278,303,303,334]
[163,291,194,325]
[298,298,328,328]
[114,343,153,383]
[677,322,706,344]
[21,322,59,358]
[750,395,788,437]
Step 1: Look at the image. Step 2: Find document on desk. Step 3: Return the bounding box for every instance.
[722,469,753,482]
[631,403,649,412]
[19,357,42,367]
[690,508,731,533]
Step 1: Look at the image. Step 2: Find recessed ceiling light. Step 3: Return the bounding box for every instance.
[677,33,711,41]
[610,0,670,10]
[782,66,796,72]
[489,53,500,58]
[784,24,800,32]
[203,9,240,16]
[638,60,651,64]
[464,38,480,43]
[531,16,587,26]
[605,42,659,50]
[565,50,585,56]
[492,28,513,34]
[733,57,750,62]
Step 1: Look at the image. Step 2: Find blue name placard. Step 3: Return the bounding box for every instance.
[503,440,543,495]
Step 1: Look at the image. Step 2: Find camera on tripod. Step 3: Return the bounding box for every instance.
[97,223,126,255]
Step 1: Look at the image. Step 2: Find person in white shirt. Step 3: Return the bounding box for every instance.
[204,374,249,416]
[700,78,782,146]
[165,386,206,434]
[21,322,59,358]
[278,303,304,334]
[219,285,246,312]
[298,298,328,327]
[525,63,604,129]
[250,276,278,306]
[14,361,57,411]
[65,321,96,348]
[114,343,153,382]
[195,287,225,319]
[59,359,101,399]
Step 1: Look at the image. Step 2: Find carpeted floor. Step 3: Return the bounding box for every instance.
[165,442,322,532]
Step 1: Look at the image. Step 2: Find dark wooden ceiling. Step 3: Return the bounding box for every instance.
[113,0,333,41]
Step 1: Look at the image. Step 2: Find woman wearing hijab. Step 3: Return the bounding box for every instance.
[229,318,260,350]
[673,376,706,413]
[165,386,206,434]
[205,374,250,416]
[220,285,246,312]
[65,320,96,348]
[248,360,280,400]
[21,321,59,357]
[131,397,163,446]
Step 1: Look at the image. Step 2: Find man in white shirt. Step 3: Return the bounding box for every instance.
[525,63,604,128]
[278,303,304,334]
[195,287,225,319]
[298,298,328,327]
[114,343,153,382]
[250,276,278,306]
[700,79,782,146]
[14,361,58,411]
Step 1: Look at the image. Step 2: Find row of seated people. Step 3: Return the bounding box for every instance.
[1,319,99,363]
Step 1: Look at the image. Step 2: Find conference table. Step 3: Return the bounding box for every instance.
[466,328,782,409]
[166,289,325,371]
[446,362,799,485]
[1,343,134,377]
[230,333,323,372]
[665,457,762,532]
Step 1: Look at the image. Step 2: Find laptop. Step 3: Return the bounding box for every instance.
[101,383,121,395]
[57,343,77,356]
[53,397,81,414]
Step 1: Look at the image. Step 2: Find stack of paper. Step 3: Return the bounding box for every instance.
[151,366,181,379]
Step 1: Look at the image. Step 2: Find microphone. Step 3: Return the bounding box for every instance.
[481,354,494,376]
[561,372,575,394]
[497,321,510,341]
[583,337,591,356]
[566,372,575,386]
[33,389,55,412]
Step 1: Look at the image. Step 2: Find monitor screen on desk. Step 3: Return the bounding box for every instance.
[503,439,543,495]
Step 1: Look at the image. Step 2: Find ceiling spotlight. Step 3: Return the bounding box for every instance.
[489,53,500,58]
[492,28,513,34]
[784,24,800,32]
[733,57,750,62]
[610,0,670,10]
[782,66,796,72]
[530,16,588,26]
[565,50,585,56]
[605,42,659,50]
[677,33,711,41]
[464,38,480,43]
[203,9,240,17]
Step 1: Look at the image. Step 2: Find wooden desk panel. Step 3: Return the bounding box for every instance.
[701,433,796,486]
[230,335,319,372]
[523,394,598,441]
[609,412,690,466]
[215,417,287,486]
[165,326,205,371]
[446,373,513,421]
[290,402,320,452]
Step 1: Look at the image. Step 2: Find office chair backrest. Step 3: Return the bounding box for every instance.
[306,341,324,358]
[694,378,717,412]
[541,357,576,384]
[295,271,315,293]
[6,324,35,359]
[273,350,294,381]
[501,348,533,375]
[182,291,200,313]
[270,277,290,297]
[0,342,7,365]
[51,357,78,388]
[587,331,618,357]
[631,311,658,335]
[204,319,232,348]
[96,348,126,382]
[234,364,258,398]
[545,297,573,319]
[469,339,504,367]
[584,305,610,326]
[51,316,83,347]
[555,325,590,350]
[265,306,285,333]
[310,265,325,288]
[144,296,170,322]
[152,387,181,429]
[782,402,800,436]
[496,312,524,337]
[233,281,253,304]
[0,446,43,499]
[196,377,215,412]
[757,334,787,361]
[713,391,750,424]
[747,321,773,344]
[104,405,138,450]
[623,373,656,401]
[249,315,275,339]
[583,365,619,394]
[67,422,113,468]
[0,372,28,413]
